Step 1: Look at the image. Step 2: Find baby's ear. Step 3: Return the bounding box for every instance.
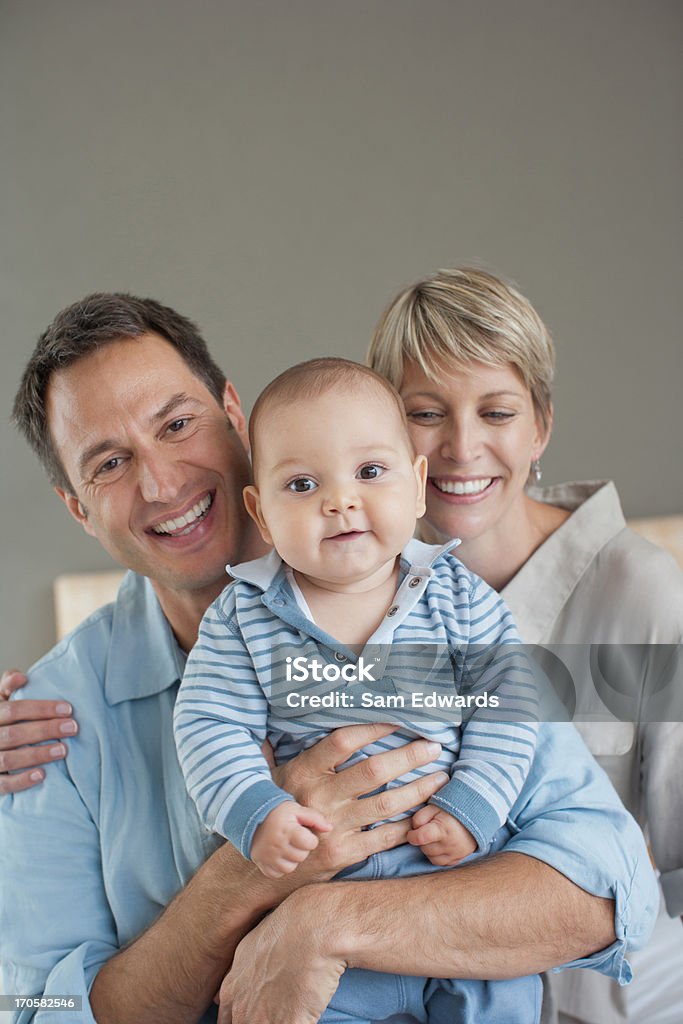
[243,485,273,545]
[413,455,428,519]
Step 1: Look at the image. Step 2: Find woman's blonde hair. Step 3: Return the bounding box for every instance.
[367,267,555,435]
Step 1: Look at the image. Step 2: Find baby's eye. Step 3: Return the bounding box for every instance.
[287,477,317,493]
[357,464,384,480]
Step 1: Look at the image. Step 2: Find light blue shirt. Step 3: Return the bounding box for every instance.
[0,571,220,1023]
[0,571,660,1022]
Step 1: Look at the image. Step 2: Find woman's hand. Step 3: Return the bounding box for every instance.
[0,669,77,794]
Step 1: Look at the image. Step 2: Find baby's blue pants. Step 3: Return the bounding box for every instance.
[320,840,541,1024]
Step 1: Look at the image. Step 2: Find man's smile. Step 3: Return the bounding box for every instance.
[149,491,214,537]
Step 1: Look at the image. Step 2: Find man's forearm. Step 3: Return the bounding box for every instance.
[90,843,281,1024]
[91,728,450,1023]
[314,852,615,979]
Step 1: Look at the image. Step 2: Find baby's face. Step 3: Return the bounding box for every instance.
[245,387,427,588]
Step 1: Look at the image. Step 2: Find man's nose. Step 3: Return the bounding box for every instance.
[137,450,186,503]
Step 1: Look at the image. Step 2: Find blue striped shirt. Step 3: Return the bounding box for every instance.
[174,540,538,859]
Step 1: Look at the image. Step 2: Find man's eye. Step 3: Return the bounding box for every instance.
[97,457,122,476]
[167,418,190,433]
[287,478,317,493]
[358,464,384,480]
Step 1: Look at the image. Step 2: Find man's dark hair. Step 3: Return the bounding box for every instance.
[12,292,227,494]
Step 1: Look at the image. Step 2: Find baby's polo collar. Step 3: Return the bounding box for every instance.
[228,538,462,596]
[227,546,284,592]
[228,548,352,654]
[365,536,461,644]
[228,548,308,620]
[400,537,461,574]
[228,547,297,615]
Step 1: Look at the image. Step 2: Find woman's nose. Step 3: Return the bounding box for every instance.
[438,421,481,465]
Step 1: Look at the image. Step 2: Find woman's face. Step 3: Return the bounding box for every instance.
[399,359,546,546]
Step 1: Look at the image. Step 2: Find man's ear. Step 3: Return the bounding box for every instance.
[413,454,428,519]
[223,381,249,450]
[242,485,273,546]
[55,488,96,538]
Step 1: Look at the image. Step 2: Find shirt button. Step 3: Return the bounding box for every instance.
[334,651,346,662]
[387,605,399,617]
[409,577,422,588]
[273,598,285,607]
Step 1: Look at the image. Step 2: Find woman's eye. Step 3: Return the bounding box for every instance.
[358,464,384,480]
[287,477,316,493]
[407,410,442,423]
[483,411,515,422]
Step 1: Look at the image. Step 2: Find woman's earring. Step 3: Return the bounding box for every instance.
[531,459,542,484]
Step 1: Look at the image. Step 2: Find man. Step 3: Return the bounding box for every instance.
[0,293,658,1024]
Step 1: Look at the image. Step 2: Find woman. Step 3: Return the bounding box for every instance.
[368,266,683,1024]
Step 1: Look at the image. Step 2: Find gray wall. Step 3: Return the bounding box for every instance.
[2,0,681,668]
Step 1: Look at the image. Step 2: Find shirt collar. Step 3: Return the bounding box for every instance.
[400,536,460,572]
[502,480,625,644]
[104,571,186,705]
[227,546,284,591]
[228,538,460,594]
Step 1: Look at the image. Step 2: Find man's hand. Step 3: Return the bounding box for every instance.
[91,725,447,1024]
[250,801,332,878]
[0,669,77,794]
[217,888,346,1024]
[274,723,448,880]
[407,804,477,865]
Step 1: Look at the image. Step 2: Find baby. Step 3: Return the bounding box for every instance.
[175,358,540,1022]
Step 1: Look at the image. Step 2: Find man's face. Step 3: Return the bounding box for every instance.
[47,333,255,603]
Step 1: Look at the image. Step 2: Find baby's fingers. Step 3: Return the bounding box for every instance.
[289,824,322,852]
[411,803,440,828]
[296,805,333,834]
[420,846,460,867]
[406,820,444,846]
[259,859,296,879]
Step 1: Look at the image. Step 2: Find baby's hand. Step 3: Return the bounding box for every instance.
[251,801,332,878]
[407,804,477,866]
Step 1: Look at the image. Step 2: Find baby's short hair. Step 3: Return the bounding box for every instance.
[249,357,412,474]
